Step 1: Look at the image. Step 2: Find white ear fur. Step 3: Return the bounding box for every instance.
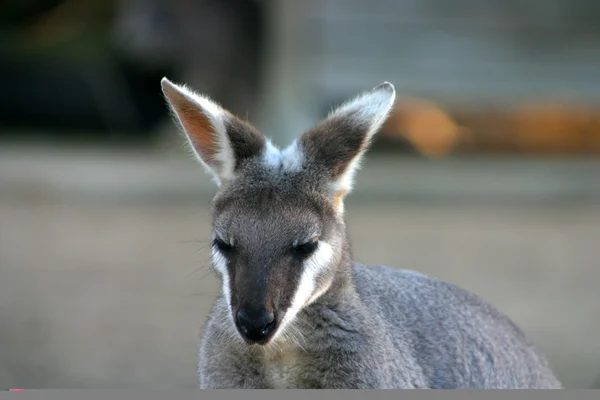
[327,82,396,136]
[161,77,235,186]
[302,82,396,213]
[333,82,395,193]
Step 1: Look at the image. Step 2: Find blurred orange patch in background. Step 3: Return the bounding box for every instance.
[382,98,600,158]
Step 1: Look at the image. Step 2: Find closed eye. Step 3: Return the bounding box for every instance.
[292,237,319,257]
[212,236,233,253]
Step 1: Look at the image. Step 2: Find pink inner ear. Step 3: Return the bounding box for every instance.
[178,103,220,165]
[164,85,220,166]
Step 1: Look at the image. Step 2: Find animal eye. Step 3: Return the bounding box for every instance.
[212,237,233,253]
[293,237,319,257]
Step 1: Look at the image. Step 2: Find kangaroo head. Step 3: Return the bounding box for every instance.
[162,78,396,346]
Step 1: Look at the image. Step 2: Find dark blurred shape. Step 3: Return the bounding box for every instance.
[110,0,265,120]
[0,60,170,140]
[0,0,169,142]
[0,0,265,145]
[1,0,64,26]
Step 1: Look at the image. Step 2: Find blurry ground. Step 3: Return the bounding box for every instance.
[0,143,599,389]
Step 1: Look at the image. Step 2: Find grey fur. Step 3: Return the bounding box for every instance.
[161,78,563,389]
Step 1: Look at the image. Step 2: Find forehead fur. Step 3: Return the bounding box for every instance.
[211,157,337,229]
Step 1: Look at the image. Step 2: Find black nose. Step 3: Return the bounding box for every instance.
[235,306,276,344]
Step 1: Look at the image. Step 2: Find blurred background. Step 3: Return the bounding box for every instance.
[1,0,600,390]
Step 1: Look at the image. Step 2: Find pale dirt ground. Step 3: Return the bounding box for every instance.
[1,147,599,389]
[2,201,600,389]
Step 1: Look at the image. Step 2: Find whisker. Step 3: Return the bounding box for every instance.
[187,292,220,298]
[176,239,212,244]
[192,243,213,256]
[196,268,217,282]
[184,260,213,279]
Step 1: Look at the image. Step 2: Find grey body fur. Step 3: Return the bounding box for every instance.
[160,77,562,389]
[199,264,561,389]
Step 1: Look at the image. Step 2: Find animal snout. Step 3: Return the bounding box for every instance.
[235,306,277,344]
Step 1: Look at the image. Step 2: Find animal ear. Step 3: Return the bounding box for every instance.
[161,77,267,186]
[296,82,396,211]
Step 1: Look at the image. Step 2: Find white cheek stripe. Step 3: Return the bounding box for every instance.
[212,249,234,325]
[271,241,334,343]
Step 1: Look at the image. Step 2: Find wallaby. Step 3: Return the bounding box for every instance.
[161,77,563,389]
